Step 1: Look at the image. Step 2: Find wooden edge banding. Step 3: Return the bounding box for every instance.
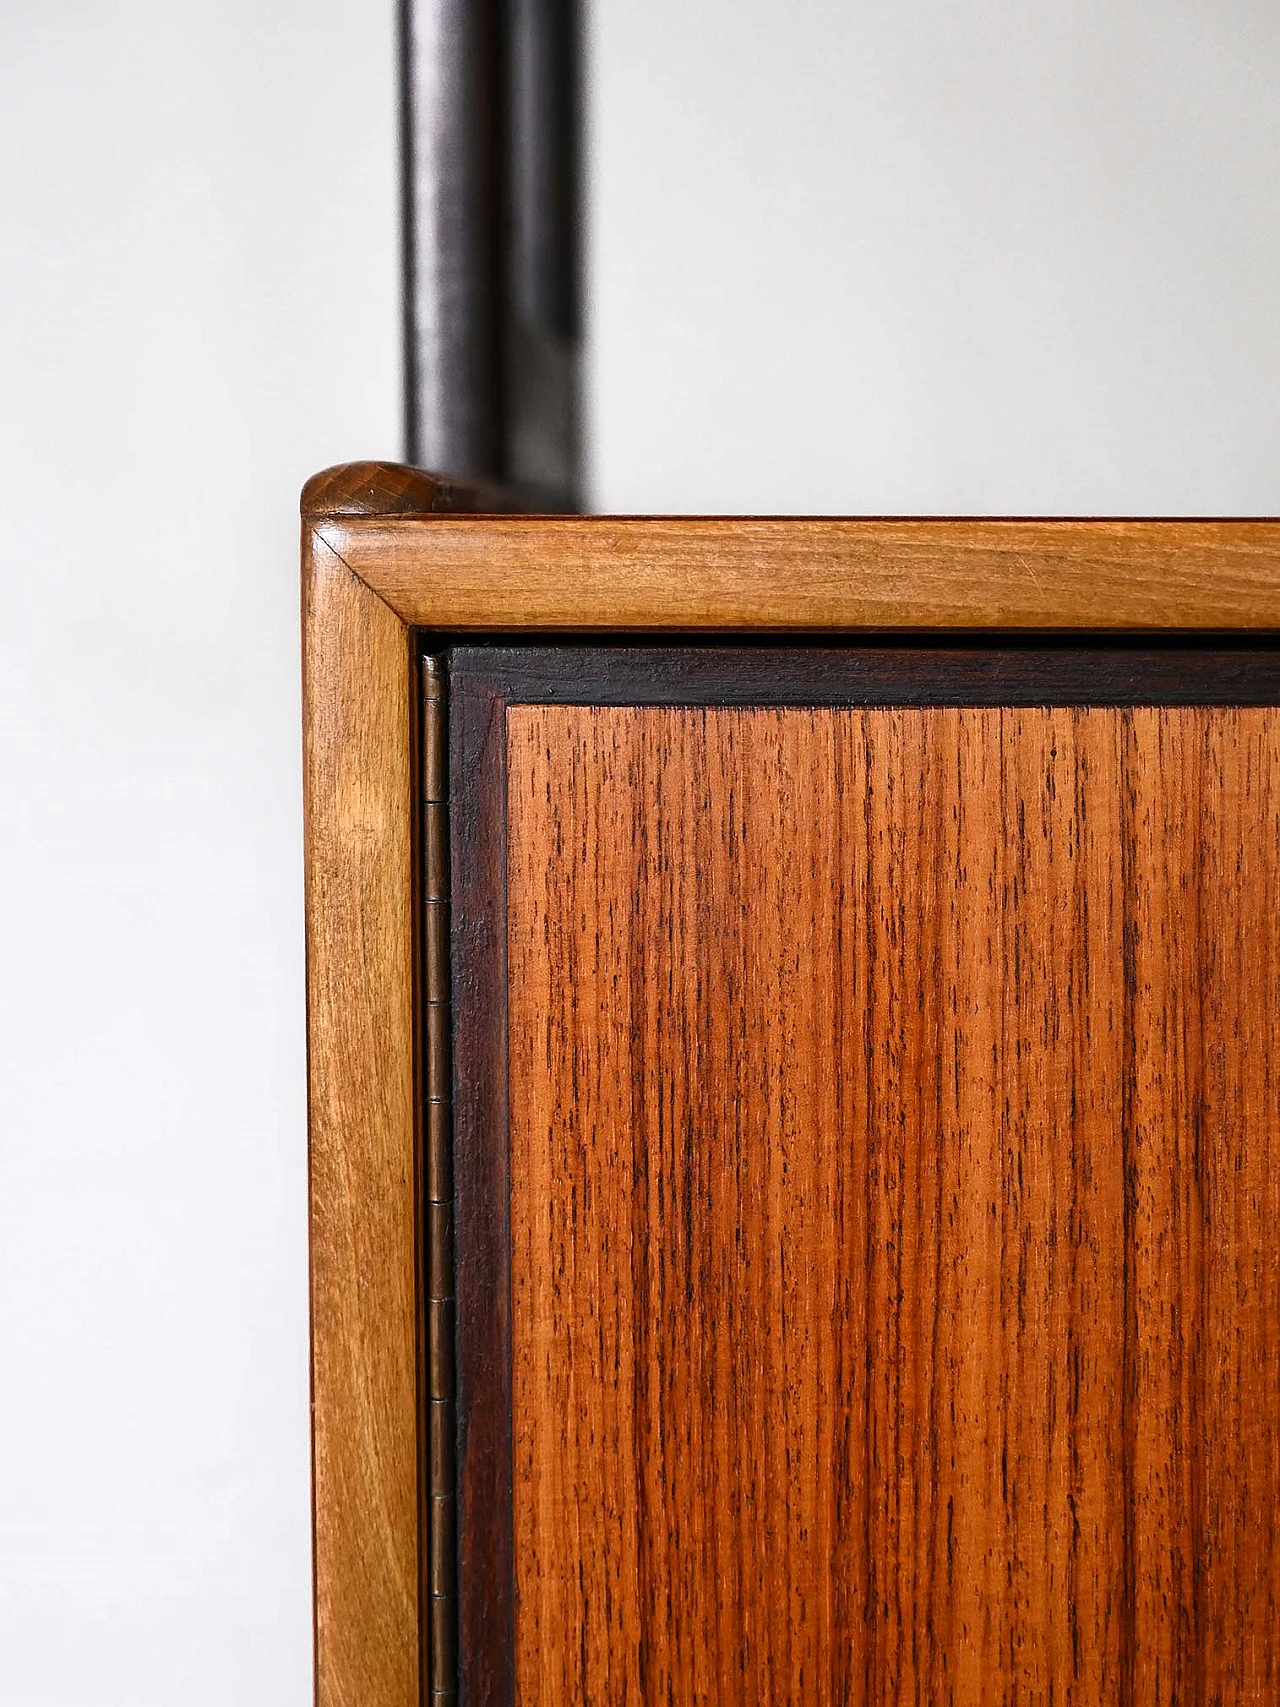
[448,661,517,1707]
[303,526,421,1707]
[301,460,521,520]
[316,514,1280,631]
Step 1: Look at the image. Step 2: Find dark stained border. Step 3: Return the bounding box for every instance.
[444,638,1280,1707]
[449,662,513,1707]
[452,641,1280,708]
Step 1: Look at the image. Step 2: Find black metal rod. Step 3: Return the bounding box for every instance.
[400,0,580,508]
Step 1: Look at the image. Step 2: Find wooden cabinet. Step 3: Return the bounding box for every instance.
[303,464,1280,1707]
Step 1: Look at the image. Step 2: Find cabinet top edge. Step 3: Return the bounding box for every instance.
[308,511,1280,633]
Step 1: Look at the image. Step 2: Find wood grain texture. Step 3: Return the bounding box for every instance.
[1123,713,1280,1703]
[303,531,421,1707]
[301,460,515,520]
[503,702,1280,1706]
[319,515,1280,631]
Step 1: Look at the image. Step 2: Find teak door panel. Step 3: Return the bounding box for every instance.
[452,653,1280,1707]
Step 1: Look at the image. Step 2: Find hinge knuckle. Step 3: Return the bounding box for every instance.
[422,655,456,1700]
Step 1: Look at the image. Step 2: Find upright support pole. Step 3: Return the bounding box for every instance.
[400,0,581,509]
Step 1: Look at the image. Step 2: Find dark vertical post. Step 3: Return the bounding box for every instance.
[400,0,581,509]
[505,0,581,506]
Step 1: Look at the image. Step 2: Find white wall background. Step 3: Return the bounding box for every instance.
[0,4,400,1703]
[586,0,1280,513]
[5,2,1280,1703]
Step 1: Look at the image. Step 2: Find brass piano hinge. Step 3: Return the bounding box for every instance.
[422,655,456,1707]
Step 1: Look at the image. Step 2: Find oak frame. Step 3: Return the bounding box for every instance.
[301,460,1280,1707]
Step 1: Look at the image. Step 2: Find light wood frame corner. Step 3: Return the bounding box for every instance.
[301,463,1280,1707]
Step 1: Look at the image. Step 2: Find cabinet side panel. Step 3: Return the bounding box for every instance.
[503,702,1280,1706]
[304,537,420,1707]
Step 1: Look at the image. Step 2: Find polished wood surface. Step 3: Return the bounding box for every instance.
[302,469,534,1707]
[302,470,1280,1707]
[301,459,513,520]
[319,511,1280,631]
[303,531,422,1707]
[503,702,1280,1705]
[1124,712,1280,1699]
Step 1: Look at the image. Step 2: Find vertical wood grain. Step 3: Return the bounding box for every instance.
[1125,710,1280,1703]
[504,702,1280,1707]
[303,534,420,1707]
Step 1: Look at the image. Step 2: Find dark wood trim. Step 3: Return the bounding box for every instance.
[449,641,1280,709]
[441,635,1280,1705]
[448,662,514,1707]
